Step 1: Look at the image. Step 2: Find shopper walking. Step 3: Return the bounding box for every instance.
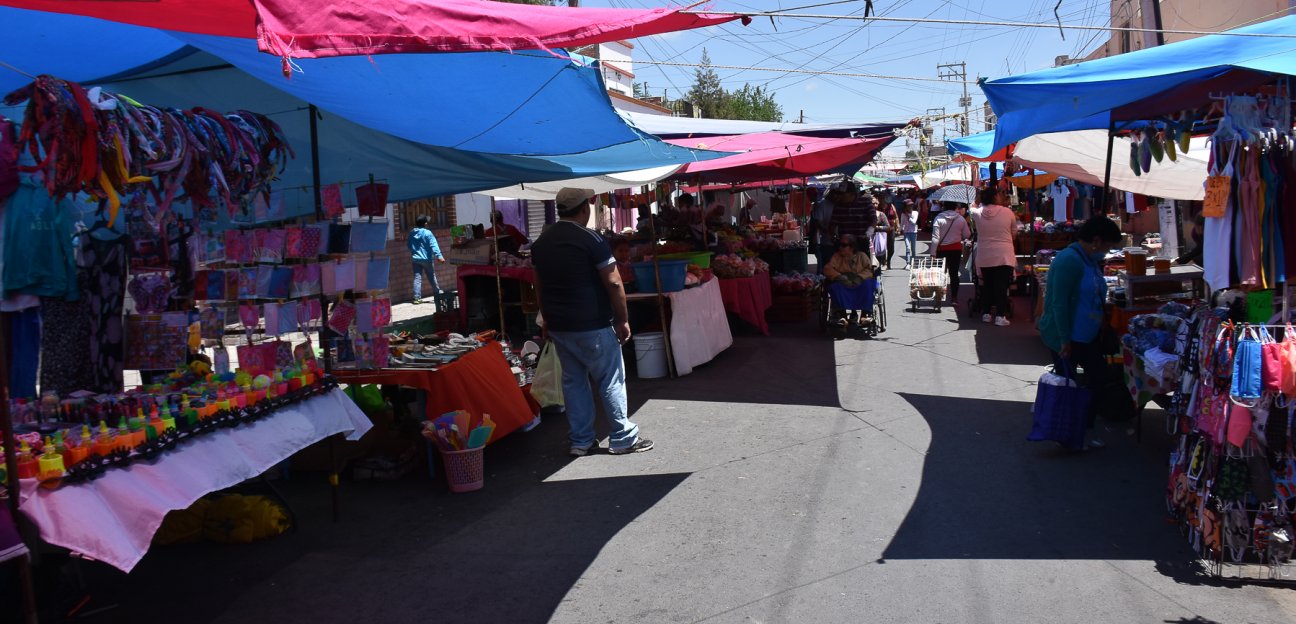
[899,199,919,267]
[407,215,445,306]
[930,202,971,306]
[970,187,1018,326]
[1037,216,1124,447]
[809,187,837,274]
[531,187,653,457]
[879,194,899,269]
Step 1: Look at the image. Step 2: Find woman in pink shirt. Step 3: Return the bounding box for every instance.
[970,187,1018,326]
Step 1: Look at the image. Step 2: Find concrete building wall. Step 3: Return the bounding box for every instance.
[1086,0,1290,59]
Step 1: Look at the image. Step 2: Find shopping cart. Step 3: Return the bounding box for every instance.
[909,257,948,312]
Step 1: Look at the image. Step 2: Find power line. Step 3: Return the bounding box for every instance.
[632,60,975,83]
[683,10,1296,39]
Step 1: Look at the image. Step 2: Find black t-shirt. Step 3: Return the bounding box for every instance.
[531,221,615,332]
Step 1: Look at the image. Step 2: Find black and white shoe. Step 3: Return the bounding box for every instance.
[608,438,655,455]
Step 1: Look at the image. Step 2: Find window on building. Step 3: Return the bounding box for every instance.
[396,196,453,237]
[1119,20,1131,53]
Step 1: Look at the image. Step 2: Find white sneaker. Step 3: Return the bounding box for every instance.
[981,314,992,323]
[994,316,1011,327]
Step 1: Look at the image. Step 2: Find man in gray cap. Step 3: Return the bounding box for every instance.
[530,187,653,457]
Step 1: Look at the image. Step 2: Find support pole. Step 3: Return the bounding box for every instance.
[1101,121,1117,216]
[309,105,340,522]
[648,199,677,378]
[309,105,332,376]
[490,197,506,341]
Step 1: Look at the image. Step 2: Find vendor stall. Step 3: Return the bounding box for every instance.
[627,277,733,376]
[333,341,536,444]
[16,387,369,573]
[717,273,772,335]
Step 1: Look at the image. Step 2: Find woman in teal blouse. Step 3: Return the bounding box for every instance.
[1037,216,1124,445]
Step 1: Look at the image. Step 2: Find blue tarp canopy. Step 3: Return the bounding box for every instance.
[0,7,720,201]
[979,15,1296,155]
[947,132,996,160]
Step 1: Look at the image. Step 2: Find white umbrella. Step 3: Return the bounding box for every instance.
[927,184,977,204]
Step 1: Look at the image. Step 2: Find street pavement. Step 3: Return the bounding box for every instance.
[64,267,1296,623]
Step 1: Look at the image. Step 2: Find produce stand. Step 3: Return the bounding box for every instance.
[716,273,773,335]
[626,277,732,376]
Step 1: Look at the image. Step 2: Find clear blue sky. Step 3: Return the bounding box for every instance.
[586,1,1117,151]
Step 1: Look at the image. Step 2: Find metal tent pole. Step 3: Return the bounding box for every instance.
[308,104,342,523]
[490,197,506,340]
[648,199,677,378]
[1101,121,1117,216]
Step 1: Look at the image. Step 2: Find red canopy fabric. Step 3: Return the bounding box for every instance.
[0,0,743,59]
[667,133,895,184]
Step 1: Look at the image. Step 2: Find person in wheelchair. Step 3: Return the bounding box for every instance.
[823,234,878,329]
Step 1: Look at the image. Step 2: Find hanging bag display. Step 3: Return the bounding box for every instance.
[1231,325,1263,404]
[1260,326,1283,394]
[1027,362,1091,451]
[1280,325,1296,396]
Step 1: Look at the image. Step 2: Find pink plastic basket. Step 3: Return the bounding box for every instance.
[440,447,485,493]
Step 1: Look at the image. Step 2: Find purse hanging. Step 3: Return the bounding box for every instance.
[1260,326,1282,394]
[1231,325,1263,404]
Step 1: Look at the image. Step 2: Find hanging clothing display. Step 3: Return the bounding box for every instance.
[83,234,130,393]
[1047,181,1070,222]
[1201,93,1292,293]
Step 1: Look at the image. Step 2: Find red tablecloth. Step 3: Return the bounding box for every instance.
[717,274,772,335]
[334,342,535,444]
[456,264,535,328]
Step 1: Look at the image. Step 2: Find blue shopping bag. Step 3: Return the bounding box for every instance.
[1027,363,1091,451]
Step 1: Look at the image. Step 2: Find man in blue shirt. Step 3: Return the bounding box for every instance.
[406,216,445,305]
[531,187,653,457]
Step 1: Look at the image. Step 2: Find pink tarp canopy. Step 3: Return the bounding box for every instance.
[666,132,897,184]
[0,0,743,59]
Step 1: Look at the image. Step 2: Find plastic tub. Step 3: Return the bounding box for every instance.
[632,260,689,293]
[634,332,669,379]
[658,251,714,268]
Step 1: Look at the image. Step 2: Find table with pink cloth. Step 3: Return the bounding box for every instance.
[717,273,772,335]
[628,277,733,376]
[18,387,371,573]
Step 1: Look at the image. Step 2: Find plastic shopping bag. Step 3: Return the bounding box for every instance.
[531,341,564,408]
[1027,364,1091,451]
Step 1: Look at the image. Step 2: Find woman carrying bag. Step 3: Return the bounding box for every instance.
[1035,216,1124,449]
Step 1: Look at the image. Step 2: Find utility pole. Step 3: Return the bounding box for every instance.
[937,62,970,136]
[799,109,804,123]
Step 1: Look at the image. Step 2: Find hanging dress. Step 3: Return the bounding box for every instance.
[1236,147,1262,287]
[1261,149,1285,285]
[83,234,129,393]
[1203,141,1236,292]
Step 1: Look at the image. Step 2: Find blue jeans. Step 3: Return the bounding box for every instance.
[903,231,918,265]
[548,327,638,450]
[412,260,440,301]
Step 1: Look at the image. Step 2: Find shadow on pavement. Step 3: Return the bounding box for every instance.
[880,392,1201,568]
[627,323,841,413]
[43,414,689,624]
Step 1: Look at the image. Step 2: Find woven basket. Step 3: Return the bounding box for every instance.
[439,447,484,493]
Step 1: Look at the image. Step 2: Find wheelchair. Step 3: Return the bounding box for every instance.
[818,277,886,339]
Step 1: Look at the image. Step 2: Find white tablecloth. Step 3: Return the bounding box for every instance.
[667,278,733,375]
[18,387,371,572]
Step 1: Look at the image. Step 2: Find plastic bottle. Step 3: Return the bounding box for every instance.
[15,440,37,479]
[37,436,65,480]
[93,421,117,457]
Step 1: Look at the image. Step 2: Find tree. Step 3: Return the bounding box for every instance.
[687,48,727,119]
[720,84,783,122]
[687,49,785,122]
[633,82,647,98]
